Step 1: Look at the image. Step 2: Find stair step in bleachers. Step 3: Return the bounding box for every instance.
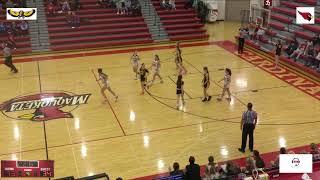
[270,14,293,24]
[150,0,208,41]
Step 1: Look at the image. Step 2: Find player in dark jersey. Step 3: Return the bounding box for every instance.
[139,63,149,95]
[176,74,185,109]
[274,40,282,70]
[202,66,211,102]
[97,68,118,102]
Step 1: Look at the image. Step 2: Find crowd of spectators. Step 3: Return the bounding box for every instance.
[96,0,141,16]
[241,22,320,73]
[0,0,29,50]
[158,143,320,180]
[46,0,142,28]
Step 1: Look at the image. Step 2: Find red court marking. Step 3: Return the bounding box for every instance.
[91,69,127,136]
[214,41,320,101]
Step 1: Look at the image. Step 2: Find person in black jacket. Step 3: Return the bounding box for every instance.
[185,156,201,180]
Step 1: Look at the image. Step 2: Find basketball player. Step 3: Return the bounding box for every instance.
[217,68,232,101]
[139,63,149,95]
[2,42,18,73]
[97,68,118,102]
[131,50,140,79]
[202,67,211,102]
[148,54,163,87]
[176,74,185,109]
[274,40,282,69]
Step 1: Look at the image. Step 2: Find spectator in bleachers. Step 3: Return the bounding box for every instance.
[312,34,320,47]
[253,150,265,168]
[169,162,184,176]
[61,0,71,13]
[0,22,6,34]
[19,21,28,36]
[71,0,80,10]
[10,22,19,36]
[185,156,201,180]
[161,0,170,10]
[242,156,256,174]
[310,143,320,156]
[97,0,109,8]
[169,0,175,10]
[305,45,315,67]
[66,11,80,28]
[285,40,298,57]
[204,156,219,180]
[6,0,14,8]
[124,0,131,15]
[224,161,241,176]
[185,0,194,9]
[271,147,287,167]
[47,2,57,15]
[316,51,320,72]
[290,41,307,61]
[115,0,122,14]
[248,22,255,40]
[131,0,141,16]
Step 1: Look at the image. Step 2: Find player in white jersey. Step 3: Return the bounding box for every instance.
[148,54,163,87]
[97,68,118,102]
[131,51,140,79]
[217,68,232,101]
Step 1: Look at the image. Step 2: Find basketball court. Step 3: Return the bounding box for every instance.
[0,24,319,180]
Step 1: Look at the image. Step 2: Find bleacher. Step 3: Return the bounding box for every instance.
[0,15,32,55]
[238,0,320,78]
[45,0,153,51]
[150,0,209,41]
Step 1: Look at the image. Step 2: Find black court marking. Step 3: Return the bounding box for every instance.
[146,88,320,126]
[183,59,248,106]
[37,61,50,180]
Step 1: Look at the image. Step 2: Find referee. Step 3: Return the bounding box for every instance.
[238,102,257,153]
[2,42,18,73]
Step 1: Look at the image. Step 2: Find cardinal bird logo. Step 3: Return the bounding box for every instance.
[7,9,35,19]
[298,11,313,21]
[0,92,91,121]
[296,7,315,24]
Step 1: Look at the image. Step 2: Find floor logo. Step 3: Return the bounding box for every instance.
[296,7,315,24]
[6,8,37,20]
[0,92,91,121]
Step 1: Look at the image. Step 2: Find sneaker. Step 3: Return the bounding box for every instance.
[226,97,231,101]
[140,91,144,95]
[238,148,245,153]
[217,97,222,101]
[207,96,212,101]
[202,98,207,102]
[13,69,18,73]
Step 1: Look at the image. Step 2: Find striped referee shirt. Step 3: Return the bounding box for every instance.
[242,110,257,124]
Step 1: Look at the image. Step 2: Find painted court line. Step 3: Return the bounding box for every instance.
[91,69,127,136]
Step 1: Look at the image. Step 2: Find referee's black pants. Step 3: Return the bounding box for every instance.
[238,38,245,54]
[241,123,255,151]
[4,56,18,72]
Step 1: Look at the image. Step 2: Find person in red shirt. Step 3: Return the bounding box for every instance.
[47,2,56,15]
